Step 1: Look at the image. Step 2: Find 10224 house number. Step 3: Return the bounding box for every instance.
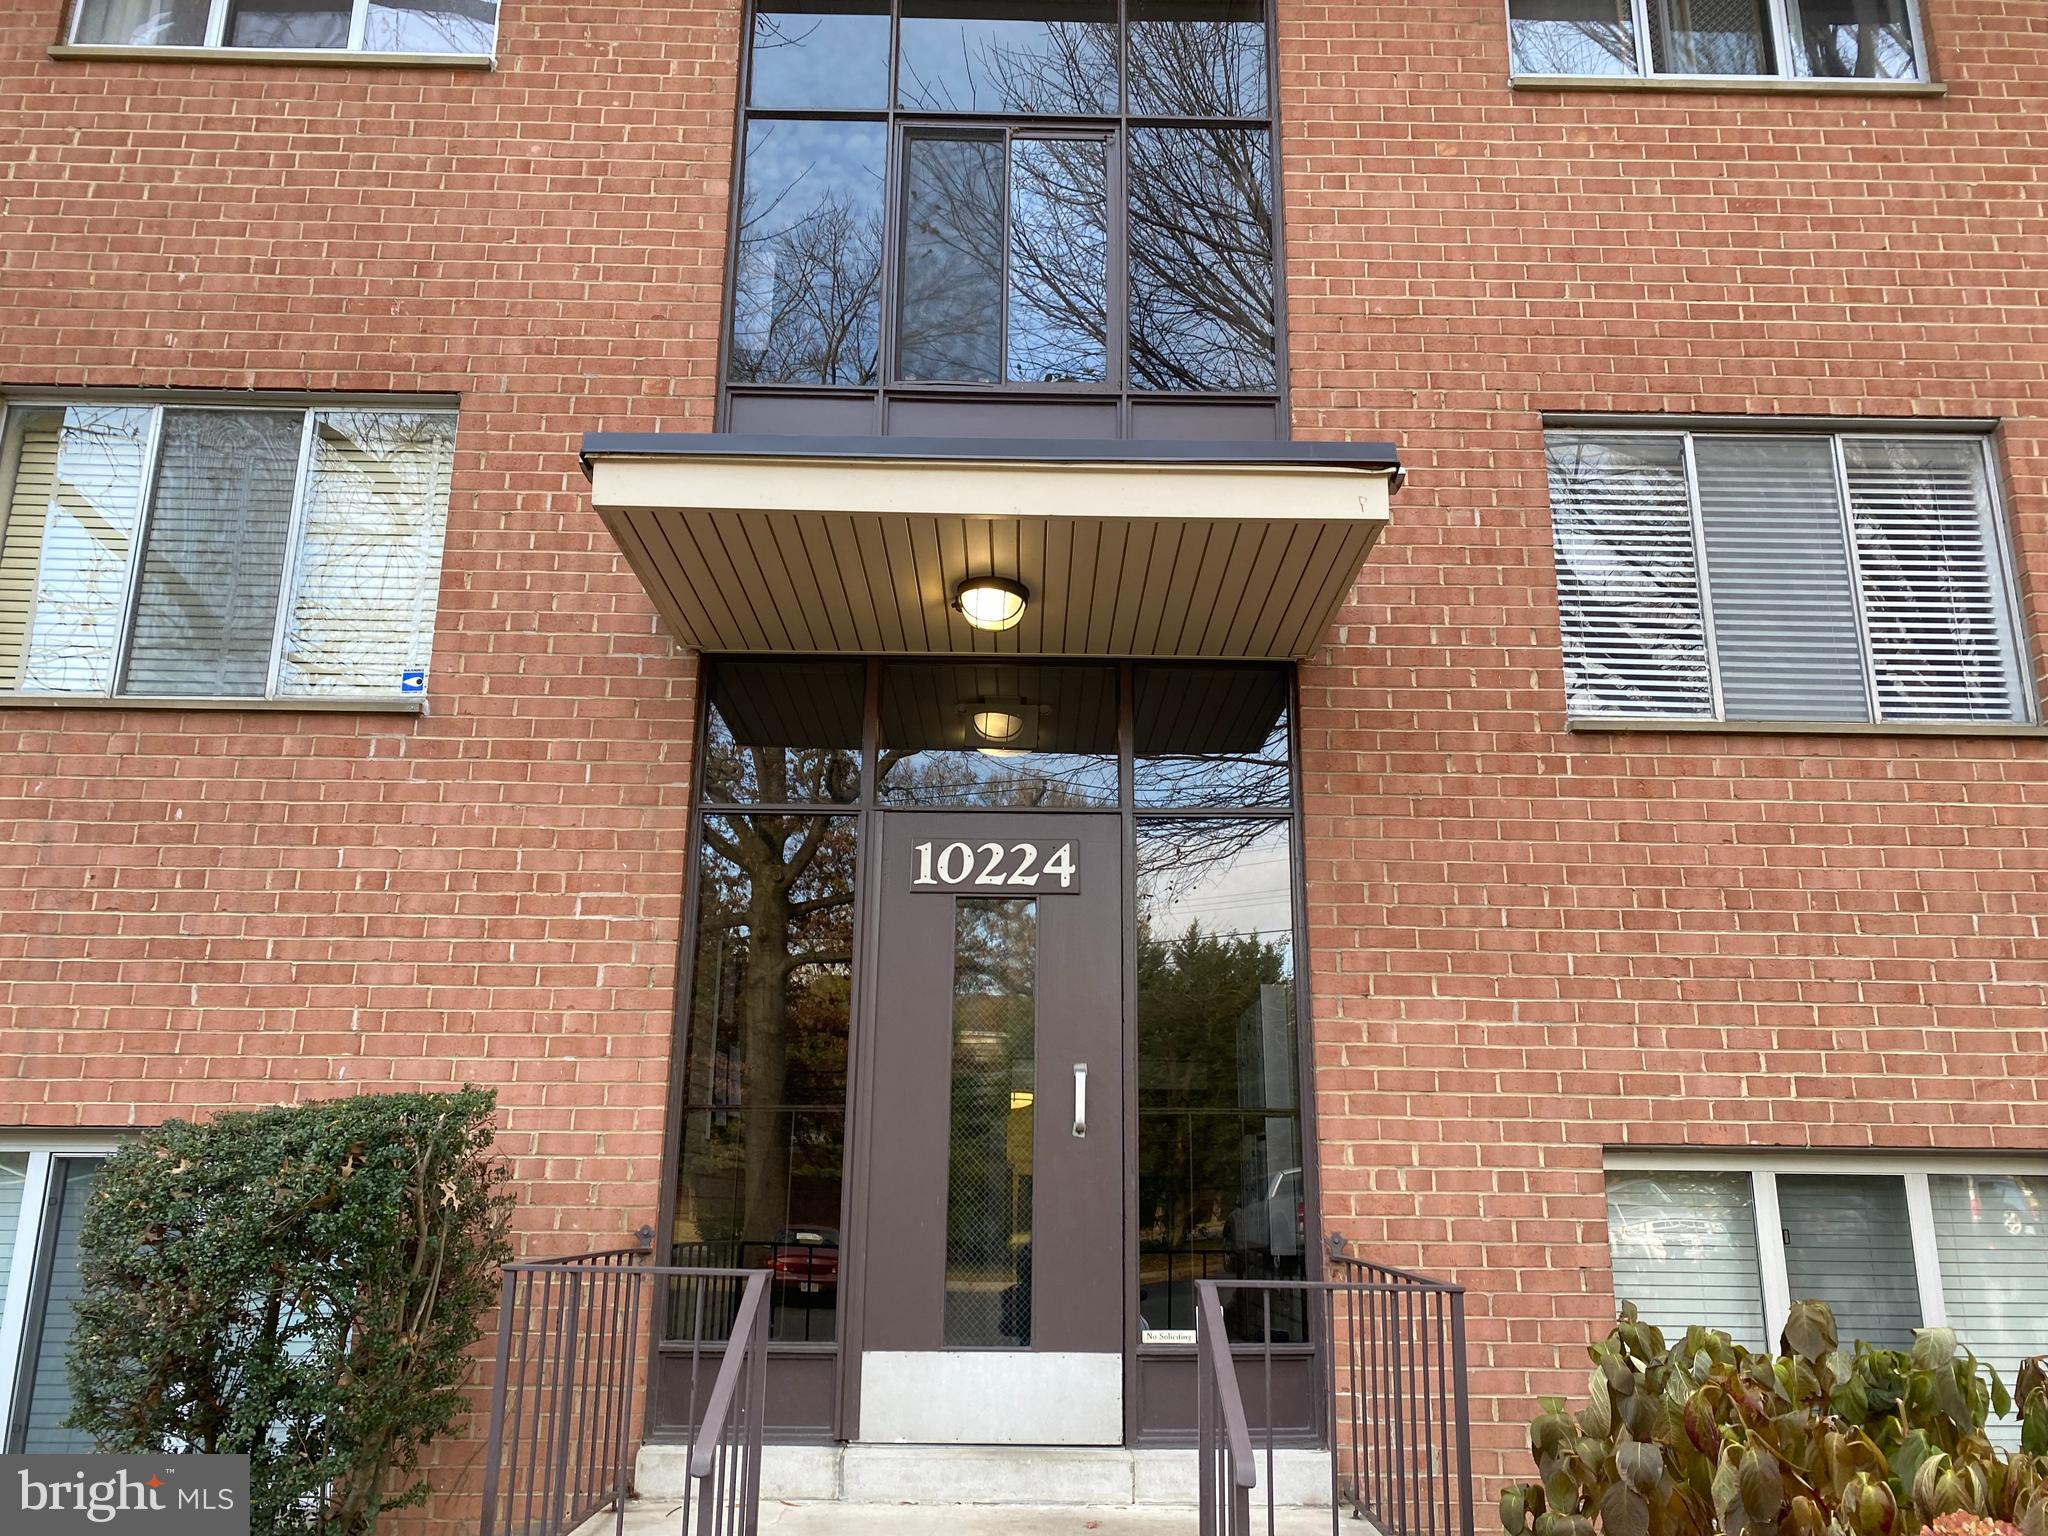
[911,839,1079,893]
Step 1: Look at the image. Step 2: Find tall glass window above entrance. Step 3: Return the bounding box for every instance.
[723,0,1285,438]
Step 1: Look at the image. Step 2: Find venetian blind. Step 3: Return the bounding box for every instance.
[1547,433,1713,719]
[18,1159,101,1454]
[122,409,300,697]
[1842,439,2027,723]
[1605,1170,1768,1348]
[0,410,62,688]
[1693,436,1869,721]
[1777,1174,1922,1350]
[277,411,456,696]
[19,407,153,695]
[1930,1173,2048,1450]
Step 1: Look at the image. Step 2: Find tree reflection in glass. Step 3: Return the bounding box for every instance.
[701,659,863,804]
[1506,0,1639,75]
[899,134,1007,384]
[1134,818,1304,1341]
[674,801,858,1342]
[749,0,890,108]
[898,1,1117,113]
[1134,665,1290,808]
[1009,139,1109,383]
[1129,128,1275,391]
[1785,0,1914,78]
[1127,0,1268,116]
[731,120,887,386]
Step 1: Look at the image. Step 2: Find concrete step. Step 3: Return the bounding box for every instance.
[590,1500,1343,1535]
[637,1443,1335,1508]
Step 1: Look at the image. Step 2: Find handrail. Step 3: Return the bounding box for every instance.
[479,1251,771,1536]
[1198,1261,1474,1536]
[687,1272,769,1480]
[1199,1283,1257,1491]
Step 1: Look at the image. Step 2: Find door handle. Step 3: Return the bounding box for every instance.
[1072,1063,1087,1138]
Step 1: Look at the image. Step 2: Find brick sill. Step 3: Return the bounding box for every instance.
[0,693,425,715]
[48,43,493,69]
[1570,717,2045,740]
[1512,73,1946,98]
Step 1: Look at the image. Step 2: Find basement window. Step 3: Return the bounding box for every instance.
[0,1146,113,1454]
[0,398,457,704]
[1506,0,1928,84]
[1604,1155,2048,1448]
[64,0,498,57]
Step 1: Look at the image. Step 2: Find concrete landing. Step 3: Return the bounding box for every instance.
[638,1444,1336,1507]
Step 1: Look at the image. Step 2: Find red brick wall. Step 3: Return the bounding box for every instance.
[5,0,2048,1516]
[0,6,745,1513]
[1281,0,2048,1494]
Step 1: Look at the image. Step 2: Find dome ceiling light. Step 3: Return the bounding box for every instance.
[971,708,1026,743]
[954,576,1029,632]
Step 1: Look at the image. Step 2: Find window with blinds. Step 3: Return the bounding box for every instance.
[1607,1159,2048,1446]
[1546,428,2031,726]
[1930,1173,2048,1451]
[1606,1169,1768,1348]
[0,400,456,702]
[0,1149,111,1455]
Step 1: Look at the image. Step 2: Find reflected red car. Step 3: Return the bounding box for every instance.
[771,1227,839,1297]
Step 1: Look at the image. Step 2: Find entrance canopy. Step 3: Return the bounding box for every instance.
[580,434,1399,660]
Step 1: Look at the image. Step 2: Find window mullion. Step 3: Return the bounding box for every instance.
[206,0,229,47]
[1903,1172,1947,1328]
[265,410,321,700]
[0,1149,53,1452]
[349,0,371,51]
[1828,434,1885,724]
[1629,0,1655,76]
[1753,1170,1791,1347]
[1679,432,1727,721]
[1765,0,1796,77]
[107,407,169,700]
[999,127,1014,386]
[1903,0,1932,82]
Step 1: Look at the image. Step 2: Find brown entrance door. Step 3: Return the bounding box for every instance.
[853,812,1125,1444]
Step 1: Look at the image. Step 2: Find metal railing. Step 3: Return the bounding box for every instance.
[1197,1246,1473,1536]
[478,1247,772,1536]
[1197,1282,1259,1536]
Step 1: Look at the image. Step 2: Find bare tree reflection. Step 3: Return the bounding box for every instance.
[732,16,1274,390]
[1506,0,1637,73]
[730,126,885,386]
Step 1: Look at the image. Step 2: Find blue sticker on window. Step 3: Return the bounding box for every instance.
[401,671,426,694]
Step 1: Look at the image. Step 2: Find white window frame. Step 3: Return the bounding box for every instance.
[1605,1149,2048,1347]
[1550,425,2037,728]
[0,395,457,707]
[64,0,500,59]
[1505,0,1931,85]
[0,1139,118,1453]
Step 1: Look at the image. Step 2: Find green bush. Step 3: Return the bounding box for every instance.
[1501,1301,2048,1536]
[67,1089,513,1536]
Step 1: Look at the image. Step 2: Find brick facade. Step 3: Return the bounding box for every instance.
[3,0,2045,1517]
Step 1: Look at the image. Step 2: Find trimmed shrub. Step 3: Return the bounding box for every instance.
[67,1089,513,1536]
[1502,1301,2048,1536]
